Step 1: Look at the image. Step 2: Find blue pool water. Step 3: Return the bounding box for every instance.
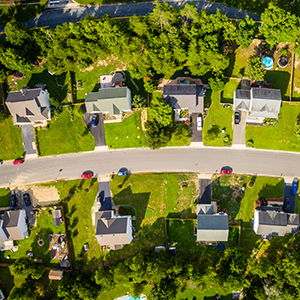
[122,297,141,300]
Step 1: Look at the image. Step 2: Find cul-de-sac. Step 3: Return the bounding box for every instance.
[0,1,300,299]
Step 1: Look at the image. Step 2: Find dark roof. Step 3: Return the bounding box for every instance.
[252,88,281,100]
[3,210,19,227]
[259,211,299,226]
[6,88,41,102]
[235,90,251,99]
[96,217,127,235]
[197,214,229,230]
[52,209,61,227]
[163,84,204,113]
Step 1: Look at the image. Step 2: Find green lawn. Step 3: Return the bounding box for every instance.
[265,69,291,100]
[111,173,199,246]
[0,207,66,266]
[0,188,11,207]
[246,102,300,152]
[0,117,24,160]
[222,78,241,104]
[240,229,260,251]
[203,91,233,147]
[167,125,191,147]
[36,106,95,156]
[104,111,147,149]
[212,175,284,225]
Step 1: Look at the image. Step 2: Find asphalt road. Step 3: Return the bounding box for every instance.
[21,0,260,30]
[0,147,299,187]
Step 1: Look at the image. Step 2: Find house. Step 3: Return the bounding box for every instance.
[52,209,62,227]
[100,72,125,89]
[0,210,28,245]
[253,209,299,237]
[163,84,205,121]
[6,87,51,125]
[95,210,132,250]
[233,88,282,123]
[85,87,132,116]
[196,204,229,242]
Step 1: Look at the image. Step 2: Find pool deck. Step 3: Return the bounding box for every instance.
[114,294,147,300]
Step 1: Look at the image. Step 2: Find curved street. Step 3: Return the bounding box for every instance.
[0,146,298,187]
[24,0,260,29]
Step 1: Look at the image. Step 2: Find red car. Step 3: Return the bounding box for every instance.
[81,172,93,179]
[13,158,24,165]
[220,168,232,175]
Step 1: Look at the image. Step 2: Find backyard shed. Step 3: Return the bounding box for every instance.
[48,270,64,280]
[52,209,62,227]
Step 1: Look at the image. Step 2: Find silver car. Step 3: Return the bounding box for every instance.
[197,116,202,131]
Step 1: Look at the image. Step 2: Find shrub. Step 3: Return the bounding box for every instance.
[294,114,300,139]
[132,95,147,108]
[247,139,254,147]
[208,74,225,92]
[280,48,288,57]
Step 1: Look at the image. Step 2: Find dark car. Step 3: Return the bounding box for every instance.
[23,192,31,206]
[10,192,17,210]
[285,197,291,210]
[220,167,232,175]
[91,115,97,127]
[234,111,240,125]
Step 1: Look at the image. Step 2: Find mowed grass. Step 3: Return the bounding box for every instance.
[52,178,101,271]
[246,102,300,152]
[0,208,66,266]
[110,173,199,245]
[212,175,284,225]
[222,78,241,104]
[203,91,233,147]
[104,111,147,149]
[0,117,24,160]
[0,188,11,207]
[36,107,95,156]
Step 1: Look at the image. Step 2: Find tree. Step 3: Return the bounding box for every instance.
[11,257,45,280]
[208,72,225,92]
[148,94,173,127]
[94,266,115,290]
[145,120,171,149]
[236,18,256,49]
[261,7,300,48]
[245,55,266,81]
[132,95,147,108]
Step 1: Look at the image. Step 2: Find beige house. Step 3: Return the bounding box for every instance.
[95,210,132,250]
[6,88,51,126]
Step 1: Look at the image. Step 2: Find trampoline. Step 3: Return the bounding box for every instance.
[262,57,273,70]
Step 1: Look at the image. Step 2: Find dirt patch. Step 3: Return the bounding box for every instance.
[12,184,60,206]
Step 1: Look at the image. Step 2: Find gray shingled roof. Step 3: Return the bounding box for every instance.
[197,204,214,215]
[2,211,23,240]
[255,210,299,236]
[53,209,62,227]
[163,84,204,114]
[85,87,131,115]
[95,211,131,246]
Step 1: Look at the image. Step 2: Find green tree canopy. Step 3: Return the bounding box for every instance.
[245,55,266,81]
[236,18,256,49]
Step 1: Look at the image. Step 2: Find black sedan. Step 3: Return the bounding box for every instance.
[23,192,31,206]
[10,192,17,210]
[234,111,240,125]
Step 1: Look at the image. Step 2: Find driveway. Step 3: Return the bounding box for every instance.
[284,180,296,213]
[233,111,246,145]
[198,179,211,204]
[98,179,112,211]
[83,113,106,147]
[191,113,202,142]
[14,188,35,225]
[21,125,37,157]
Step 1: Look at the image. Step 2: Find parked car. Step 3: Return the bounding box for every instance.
[10,192,17,210]
[197,116,202,131]
[285,197,291,210]
[118,170,128,176]
[292,180,298,195]
[91,115,97,127]
[81,172,93,179]
[13,158,24,165]
[23,192,31,206]
[234,111,240,125]
[220,167,232,175]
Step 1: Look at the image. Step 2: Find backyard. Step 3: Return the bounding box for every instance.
[35,106,95,156]
[212,174,284,226]
[246,102,300,152]
[0,207,66,267]
[110,173,199,246]
[0,117,24,160]
[203,91,234,147]
[222,78,241,104]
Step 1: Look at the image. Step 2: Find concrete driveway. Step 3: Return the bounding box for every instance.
[191,113,202,142]
[83,113,106,147]
[233,111,247,145]
[98,179,112,211]
[21,125,37,157]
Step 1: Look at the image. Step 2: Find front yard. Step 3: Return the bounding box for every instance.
[246,102,300,152]
[0,117,24,160]
[36,106,95,156]
[212,174,284,226]
[110,173,199,246]
[203,91,233,147]
[0,188,11,207]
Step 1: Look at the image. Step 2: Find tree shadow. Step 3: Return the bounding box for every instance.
[257,181,284,200]
[207,125,220,140]
[224,50,237,77]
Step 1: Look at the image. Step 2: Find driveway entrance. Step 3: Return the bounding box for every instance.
[83,112,106,147]
[191,113,202,142]
[233,111,246,145]
[21,125,37,157]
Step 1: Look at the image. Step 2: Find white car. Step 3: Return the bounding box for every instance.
[197,116,202,131]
